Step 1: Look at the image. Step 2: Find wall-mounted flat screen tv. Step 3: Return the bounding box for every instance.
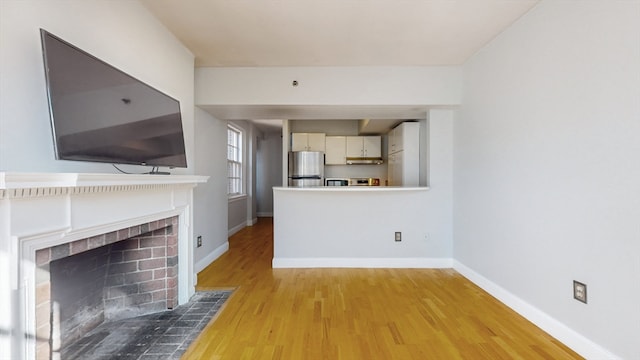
[40,29,187,168]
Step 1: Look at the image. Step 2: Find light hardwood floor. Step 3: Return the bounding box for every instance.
[183,218,582,359]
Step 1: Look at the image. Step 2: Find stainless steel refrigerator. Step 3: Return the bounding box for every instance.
[288,151,324,187]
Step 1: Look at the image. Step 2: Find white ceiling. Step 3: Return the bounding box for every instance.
[141,0,538,67]
[140,0,539,130]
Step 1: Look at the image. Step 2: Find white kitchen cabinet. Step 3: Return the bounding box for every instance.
[387,122,419,186]
[325,136,347,165]
[388,121,419,156]
[291,133,326,152]
[346,136,381,158]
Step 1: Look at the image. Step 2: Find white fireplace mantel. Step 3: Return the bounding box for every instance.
[0,171,208,190]
[0,172,208,360]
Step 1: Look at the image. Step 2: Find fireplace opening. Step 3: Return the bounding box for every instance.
[36,216,179,359]
[50,245,109,349]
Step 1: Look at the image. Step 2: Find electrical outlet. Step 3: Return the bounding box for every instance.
[573,280,587,304]
[395,232,402,242]
[197,235,202,248]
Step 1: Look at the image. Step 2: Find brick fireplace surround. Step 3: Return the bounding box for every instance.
[0,173,208,360]
[37,216,179,357]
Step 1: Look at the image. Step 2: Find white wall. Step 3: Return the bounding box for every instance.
[256,132,283,216]
[227,120,258,235]
[426,110,453,241]
[273,188,451,267]
[195,66,461,106]
[454,1,640,359]
[0,0,195,174]
[193,108,229,273]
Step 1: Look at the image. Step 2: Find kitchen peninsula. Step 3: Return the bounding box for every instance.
[272,185,452,268]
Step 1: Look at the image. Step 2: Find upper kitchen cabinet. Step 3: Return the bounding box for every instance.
[291,133,326,152]
[346,136,381,158]
[325,136,347,165]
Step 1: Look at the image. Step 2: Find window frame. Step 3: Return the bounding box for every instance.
[227,124,244,199]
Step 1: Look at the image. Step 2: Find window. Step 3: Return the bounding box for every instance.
[227,125,243,196]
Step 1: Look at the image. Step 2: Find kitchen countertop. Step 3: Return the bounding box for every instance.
[274,186,429,192]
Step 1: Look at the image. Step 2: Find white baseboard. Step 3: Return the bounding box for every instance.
[247,217,257,226]
[272,257,453,268]
[256,212,273,217]
[453,260,620,360]
[228,223,245,237]
[194,241,229,275]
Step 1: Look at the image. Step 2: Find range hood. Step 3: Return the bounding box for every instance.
[346,157,384,165]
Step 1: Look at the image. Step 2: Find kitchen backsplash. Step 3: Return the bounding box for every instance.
[324,164,387,182]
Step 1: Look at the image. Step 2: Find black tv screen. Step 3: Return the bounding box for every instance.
[40,29,187,168]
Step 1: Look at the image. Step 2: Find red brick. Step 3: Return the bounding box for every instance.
[36,342,50,360]
[35,249,50,266]
[167,287,176,299]
[140,237,165,248]
[152,219,162,229]
[152,247,166,258]
[154,269,166,279]
[87,234,105,249]
[129,226,141,237]
[124,248,152,261]
[117,228,130,240]
[140,223,150,235]
[151,290,167,302]
[35,302,50,328]
[166,256,177,268]
[138,258,165,270]
[124,270,153,284]
[167,245,177,257]
[70,239,88,255]
[50,243,69,261]
[139,279,165,292]
[167,289,177,308]
[36,323,51,342]
[166,234,178,246]
[105,231,118,244]
[35,283,50,305]
[152,228,167,236]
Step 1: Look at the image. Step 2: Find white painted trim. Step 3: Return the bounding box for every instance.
[247,217,258,226]
[228,223,245,237]
[453,261,621,360]
[256,212,273,217]
[272,257,453,268]
[194,241,229,275]
[0,172,208,189]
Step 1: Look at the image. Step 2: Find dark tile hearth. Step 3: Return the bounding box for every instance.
[62,290,232,360]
